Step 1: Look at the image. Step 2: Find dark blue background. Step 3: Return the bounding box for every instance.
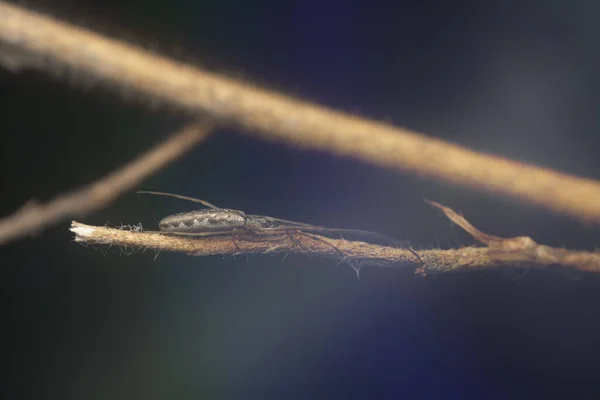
[2,1,600,398]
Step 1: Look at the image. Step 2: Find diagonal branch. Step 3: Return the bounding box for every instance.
[2,2,600,223]
[0,120,213,245]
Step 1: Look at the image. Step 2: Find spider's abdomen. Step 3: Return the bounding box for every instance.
[158,209,246,232]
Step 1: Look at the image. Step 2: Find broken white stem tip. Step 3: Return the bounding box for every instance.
[70,223,96,241]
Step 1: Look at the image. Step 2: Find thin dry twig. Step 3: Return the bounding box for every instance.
[70,222,422,266]
[71,201,600,275]
[0,121,213,245]
[425,201,600,274]
[2,3,600,224]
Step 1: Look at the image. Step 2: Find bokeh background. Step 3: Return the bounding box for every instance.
[2,0,600,398]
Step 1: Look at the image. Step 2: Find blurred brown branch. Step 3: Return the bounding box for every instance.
[2,2,600,224]
[71,201,600,274]
[0,121,213,245]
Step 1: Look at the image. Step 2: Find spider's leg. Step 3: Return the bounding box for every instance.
[407,246,423,267]
[231,228,244,252]
[296,231,346,262]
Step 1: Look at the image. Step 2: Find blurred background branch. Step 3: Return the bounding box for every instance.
[1,1,600,227]
[0,121,212,245]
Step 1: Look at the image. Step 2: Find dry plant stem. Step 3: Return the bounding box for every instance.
[71,206,600,274]
[426,201,600,274]
[0,121,213,245]
[2,4,600,223]
[70,221,443,267]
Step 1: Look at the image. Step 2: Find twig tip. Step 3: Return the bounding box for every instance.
[70,223,95,240]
